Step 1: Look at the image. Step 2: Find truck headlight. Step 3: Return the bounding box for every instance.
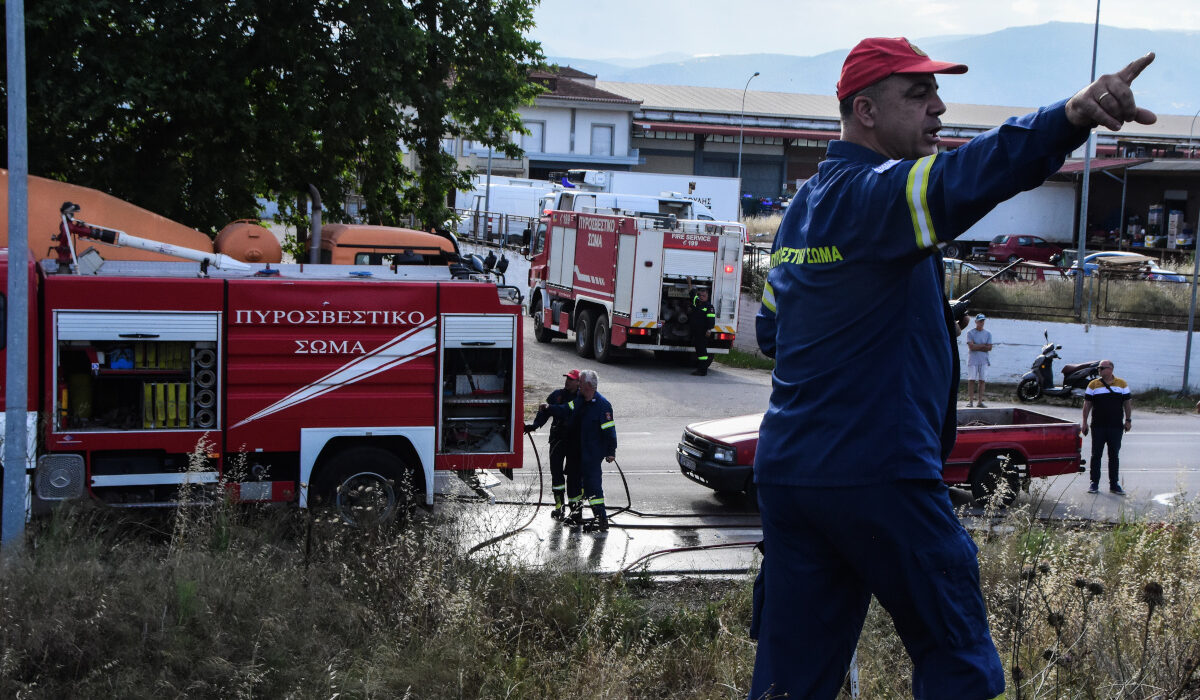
[713,446,735,463]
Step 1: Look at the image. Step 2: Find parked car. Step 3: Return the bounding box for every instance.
[985,235,1064,263]
[678,407,1083,506]
[1065,251,1187,282]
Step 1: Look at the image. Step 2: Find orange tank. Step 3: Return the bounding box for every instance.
[1,169,214,261]
[213,220,283,263]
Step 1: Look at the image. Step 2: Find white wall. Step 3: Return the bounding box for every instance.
[573,108,632,156]
[959,318,1200,393]
[520,106,572,155]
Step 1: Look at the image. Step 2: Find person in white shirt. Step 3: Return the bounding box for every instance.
[965,313,993,407]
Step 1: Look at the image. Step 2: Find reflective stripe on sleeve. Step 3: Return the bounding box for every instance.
[589,497,605,506]
[567,400,574,409]
[762,280,777,313]
[905,154,938,249]
[600,421,615,429]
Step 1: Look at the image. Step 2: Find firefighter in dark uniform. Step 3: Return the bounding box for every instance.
[750,37,1156,700]
[525,369,581,519]
[686,276,716,376]
[543,368,616,532]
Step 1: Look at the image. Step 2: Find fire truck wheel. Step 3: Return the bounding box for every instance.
[969,455,1019,507]
[575,310,595,358]
[316,446,412,527]
[532,302,553,343]
[592,314,612,363]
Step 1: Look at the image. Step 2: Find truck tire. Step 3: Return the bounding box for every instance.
[970,455,1019,507]
[313,446,413,527]
[531,300,553,344]
[1016,377,1042,402]
[593,314,613,363]
[575,309,594,358]
[943,242,962,259]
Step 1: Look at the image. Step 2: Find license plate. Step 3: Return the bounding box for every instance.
[679,454,696,471]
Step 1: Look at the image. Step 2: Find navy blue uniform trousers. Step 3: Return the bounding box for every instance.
[750,479,1004,700]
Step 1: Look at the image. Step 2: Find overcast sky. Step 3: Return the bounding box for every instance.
[530,0,1200,60]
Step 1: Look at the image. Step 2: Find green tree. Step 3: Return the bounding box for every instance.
[3,0,543,234]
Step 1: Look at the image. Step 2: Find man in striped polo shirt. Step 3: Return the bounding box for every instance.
[1081,359,1133,495]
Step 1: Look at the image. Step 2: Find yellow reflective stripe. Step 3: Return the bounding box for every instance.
[600,421,615,429]
[589,498,605,506]
[905,154,938,249]
[762,280,777,313]
[567,400,574,409]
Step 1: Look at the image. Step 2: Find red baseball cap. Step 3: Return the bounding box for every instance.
[836,37,967,101]
[564,369,581,380]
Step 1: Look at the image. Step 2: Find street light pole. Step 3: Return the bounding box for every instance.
[736,71,760,196]
[1189,107,1200,158]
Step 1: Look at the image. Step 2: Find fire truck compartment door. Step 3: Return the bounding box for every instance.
[548,225,576,288]
[56,311,221,341]
[441,314,516,348]
[715,238,743,321]
[613,233,637,315]
[662,248,716,279]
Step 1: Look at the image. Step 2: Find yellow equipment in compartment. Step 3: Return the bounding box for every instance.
[143,381,189,428]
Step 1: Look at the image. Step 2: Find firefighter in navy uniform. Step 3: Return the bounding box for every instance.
[525,369,581,518]
[686,277,717,376]
[750,37,1156,700]
[543,369,616,532]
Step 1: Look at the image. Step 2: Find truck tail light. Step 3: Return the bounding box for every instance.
[628,327,650,336]
[724,265,734,274]
[714,332,733,341]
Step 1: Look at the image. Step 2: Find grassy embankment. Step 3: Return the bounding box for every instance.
[2,482,1199,697]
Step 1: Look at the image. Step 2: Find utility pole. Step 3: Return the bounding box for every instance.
[4,0,30,551]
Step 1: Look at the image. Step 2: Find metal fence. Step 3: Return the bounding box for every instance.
[945,262,1199,330]
[449,208,536,249]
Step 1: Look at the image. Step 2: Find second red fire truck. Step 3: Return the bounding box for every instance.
[527,210,744,362]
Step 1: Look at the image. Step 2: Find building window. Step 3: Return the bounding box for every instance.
[441,138,456,156]
[522,121,545,153]
[591,124,614,156]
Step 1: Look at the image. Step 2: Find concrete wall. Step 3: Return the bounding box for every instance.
[733,291,1200,393]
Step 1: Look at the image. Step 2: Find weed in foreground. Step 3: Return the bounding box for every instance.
[4,478,1200,698]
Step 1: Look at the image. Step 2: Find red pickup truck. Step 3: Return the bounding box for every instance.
[677,407,1084,505]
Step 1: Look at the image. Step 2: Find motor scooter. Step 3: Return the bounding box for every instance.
[1016,330,1101,401]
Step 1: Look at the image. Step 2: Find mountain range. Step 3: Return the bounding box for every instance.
[547,22,1200,116]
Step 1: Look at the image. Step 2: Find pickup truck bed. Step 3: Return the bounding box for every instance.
[678,407,1083,505]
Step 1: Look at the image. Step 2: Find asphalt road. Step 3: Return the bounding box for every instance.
[478,316,1200,574]
[503,316,1200,521]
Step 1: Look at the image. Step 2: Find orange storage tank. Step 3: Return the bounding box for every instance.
[1,169,214,261]
[213,220,283,263]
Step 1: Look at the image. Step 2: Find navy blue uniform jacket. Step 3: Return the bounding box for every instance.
[755,101,1088,486]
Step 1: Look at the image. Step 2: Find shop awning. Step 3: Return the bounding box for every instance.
[1057,157,1151,174]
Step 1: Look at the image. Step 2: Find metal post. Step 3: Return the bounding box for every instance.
[484,139,494,241]
[1182,248,1200,396]
[4,0,30,550]
[736,71,760,195]
[1189,108,1200,158]
[1073,0,1102,316]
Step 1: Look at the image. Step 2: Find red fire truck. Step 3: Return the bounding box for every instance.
[1,207,523,525]
[527,210,744,362]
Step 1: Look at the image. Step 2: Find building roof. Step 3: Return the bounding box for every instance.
[598,80,1200,142]
[531,68,640,106]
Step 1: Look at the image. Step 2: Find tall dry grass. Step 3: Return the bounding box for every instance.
[3,482,1198,698]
